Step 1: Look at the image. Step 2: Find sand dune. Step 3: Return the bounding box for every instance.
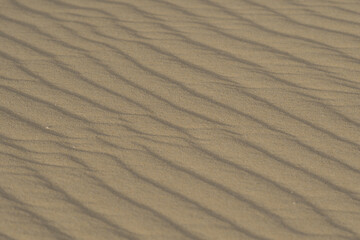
[1,0,360,239]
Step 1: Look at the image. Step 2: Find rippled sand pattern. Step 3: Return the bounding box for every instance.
[1,0,360,239]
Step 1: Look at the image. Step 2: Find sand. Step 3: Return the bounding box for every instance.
[1,0,360,239]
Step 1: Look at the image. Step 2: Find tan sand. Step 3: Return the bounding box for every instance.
[1,0,360,239]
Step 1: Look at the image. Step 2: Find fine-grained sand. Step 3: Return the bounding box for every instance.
[1,0,360,239]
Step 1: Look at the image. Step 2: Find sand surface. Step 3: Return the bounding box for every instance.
[1,0,360,239]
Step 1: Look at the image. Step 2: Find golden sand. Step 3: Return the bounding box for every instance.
[1,0,360,239]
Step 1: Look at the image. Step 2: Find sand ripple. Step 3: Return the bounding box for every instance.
[1,0,360,239]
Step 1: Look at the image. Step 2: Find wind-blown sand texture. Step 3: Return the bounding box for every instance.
[1,0,360,239]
